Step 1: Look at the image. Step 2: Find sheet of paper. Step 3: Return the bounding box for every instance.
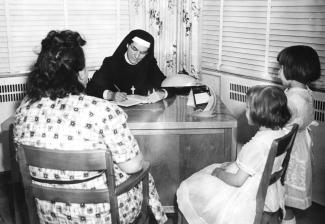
[116,94,149,107]
[194,92,210,105]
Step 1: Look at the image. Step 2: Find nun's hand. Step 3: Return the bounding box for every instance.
[113,92,127,102]
[147,90,164,103]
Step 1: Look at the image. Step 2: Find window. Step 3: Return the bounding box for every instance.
[0,0,129,76]
[200,0,220,70]
[200,0,325,90]
[0,0,9,74]
[221,0,268,78]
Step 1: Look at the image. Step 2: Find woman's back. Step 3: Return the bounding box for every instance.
[15,94,135,152]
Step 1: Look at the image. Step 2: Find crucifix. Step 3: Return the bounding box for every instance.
[131,85,135,95]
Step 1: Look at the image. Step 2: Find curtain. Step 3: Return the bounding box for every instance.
[129,0,200,78]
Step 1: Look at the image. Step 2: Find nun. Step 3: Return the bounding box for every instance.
[86,29,172,103]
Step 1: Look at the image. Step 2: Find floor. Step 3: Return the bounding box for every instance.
[294,203,325,224]
[1,173,325,224]
[0,174,14,224]
[164,204,325,224]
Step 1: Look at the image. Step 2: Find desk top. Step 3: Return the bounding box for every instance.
[124,95,237,130]
[1,95,237,132]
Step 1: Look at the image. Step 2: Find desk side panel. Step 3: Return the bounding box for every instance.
[134,129,231,207]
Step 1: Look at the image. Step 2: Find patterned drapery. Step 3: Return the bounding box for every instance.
[129,0,200,78]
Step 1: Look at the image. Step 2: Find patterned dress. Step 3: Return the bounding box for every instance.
[284,87,316,209]
[14,94,167,224]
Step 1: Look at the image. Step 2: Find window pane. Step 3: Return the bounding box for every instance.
[0,0,130,75]
[8,0,65,74]
[221,0,268,78]
[66,0,130,68]
[269,0,325,89]
[0,0,9,75]
[200,0,220,70]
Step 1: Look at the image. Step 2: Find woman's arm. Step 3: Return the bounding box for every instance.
[212,166,250,187]
[117,153,144,174]
[103,106,145,174]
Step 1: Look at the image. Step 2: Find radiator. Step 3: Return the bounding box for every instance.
[0,75,27,129]
[0,75,28,171]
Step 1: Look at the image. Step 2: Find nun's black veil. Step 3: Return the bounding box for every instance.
[112,29,156,66]
[85,29,170,98]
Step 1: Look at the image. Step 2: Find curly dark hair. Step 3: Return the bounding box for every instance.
[246,85,291,130]
[277,45,321,84]
[26,30,86,103]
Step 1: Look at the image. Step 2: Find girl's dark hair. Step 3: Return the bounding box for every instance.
[277,45,321,84]
[26,30,86,103]
[246,85,291,129]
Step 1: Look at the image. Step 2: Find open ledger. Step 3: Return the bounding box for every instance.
[116,94,149,107]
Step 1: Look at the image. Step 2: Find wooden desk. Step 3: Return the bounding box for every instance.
[123,95,237,212]
[1,95,237,213]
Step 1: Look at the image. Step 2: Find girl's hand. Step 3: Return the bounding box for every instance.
[220,162,231,169]
[212,167,224,178]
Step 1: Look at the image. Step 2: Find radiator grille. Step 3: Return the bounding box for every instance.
[229,83,250,103]
[0,83,27,102]
[314,99,325,122]
[227,80,325,123]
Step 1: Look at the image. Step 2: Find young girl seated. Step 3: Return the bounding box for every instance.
[177,85,291,224]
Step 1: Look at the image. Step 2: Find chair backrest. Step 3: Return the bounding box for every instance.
[254,124,299,224]
[11,124,150,224]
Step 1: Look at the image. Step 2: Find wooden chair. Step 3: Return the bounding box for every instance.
[10,125,150,224]
[254,123,299,224]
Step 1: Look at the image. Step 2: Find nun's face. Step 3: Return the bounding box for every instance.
[126,41,149,65]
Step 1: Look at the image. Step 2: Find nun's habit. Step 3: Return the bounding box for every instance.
[86,29,168,98]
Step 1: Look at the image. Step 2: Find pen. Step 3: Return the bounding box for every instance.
[113,84,120,92]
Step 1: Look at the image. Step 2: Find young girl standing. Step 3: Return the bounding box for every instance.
[277,45,321,224]
[177,85,291,224]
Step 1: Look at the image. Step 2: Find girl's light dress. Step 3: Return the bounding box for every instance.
[284,87,316,209]
[177,129,288,224]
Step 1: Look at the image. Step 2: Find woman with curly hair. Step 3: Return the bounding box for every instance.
[14,30,167,224]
